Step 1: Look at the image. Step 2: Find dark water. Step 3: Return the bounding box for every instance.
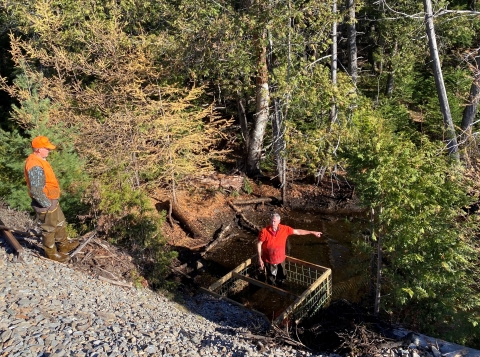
[285,211,370,301]
[203,210,370,304]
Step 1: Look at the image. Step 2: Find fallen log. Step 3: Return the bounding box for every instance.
[0,225,39,237]
[172,203,204,238]
[167,200,174,228]
[12,236,43,253]
[196,175,244,191]
[201,222,233,256]
[188,242,209,250]
[202,234,236,256]
[228,202,261,233]
[171,266,194,281]
[201,224,235,256]
[232,197,273,205]
[0,219,24,259]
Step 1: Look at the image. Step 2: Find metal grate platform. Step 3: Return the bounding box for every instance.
[201,255,332,325]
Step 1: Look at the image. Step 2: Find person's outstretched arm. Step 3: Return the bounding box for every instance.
[292,229,322,238]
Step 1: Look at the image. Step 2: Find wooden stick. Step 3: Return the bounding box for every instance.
[201,234,235,256]
[189,242,209,250]
[0,219,24,258]
[0,225,38,237]
[201,223,233,256]
[167,200,174,228]
[228,202,261,232]
[171,266,193,281]
[70,231,97,258]
[96,266,120,280]
[232,197,273,205]
[92,239,115,256]
[80,250,94,264]
[98,276,132,288]
[12,236,43,253]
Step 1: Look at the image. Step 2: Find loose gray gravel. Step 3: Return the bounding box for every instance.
[0,237,333,357]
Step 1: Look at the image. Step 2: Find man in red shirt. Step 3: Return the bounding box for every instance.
[257,213,322,285]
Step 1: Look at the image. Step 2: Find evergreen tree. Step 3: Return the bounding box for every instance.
[343,106,480,345]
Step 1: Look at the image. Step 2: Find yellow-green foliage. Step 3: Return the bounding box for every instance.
[0,0,226,288]
[0,0,230,199]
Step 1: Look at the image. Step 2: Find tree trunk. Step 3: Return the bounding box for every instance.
[237,95,250,154]
[272,98,287,204]
[461,55,480,135]
[347,0,357,84]
[172,203,204,238]
[384,41,398,97]
[330,0,338,123]
[385,74,394,97]
[423,0,459,158]
[246,29,270,176]
[373,207,382,316]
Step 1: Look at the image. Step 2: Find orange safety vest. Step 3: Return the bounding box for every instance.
[24,153,61,200]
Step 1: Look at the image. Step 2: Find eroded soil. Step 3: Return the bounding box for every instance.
[154,177,361,250]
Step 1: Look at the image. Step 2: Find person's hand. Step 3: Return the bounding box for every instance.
[313,231,322,238]
[258,256,264,270]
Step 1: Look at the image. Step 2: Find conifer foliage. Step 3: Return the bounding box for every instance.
[0,0,227,287]
[343,111,480,345]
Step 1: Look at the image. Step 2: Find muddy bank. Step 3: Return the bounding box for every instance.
[155,178,363,251]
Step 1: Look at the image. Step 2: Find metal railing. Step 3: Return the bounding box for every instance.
[201,255,332,325]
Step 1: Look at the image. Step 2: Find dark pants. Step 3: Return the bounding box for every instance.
[33,201,68,249]
[265,261,286,285]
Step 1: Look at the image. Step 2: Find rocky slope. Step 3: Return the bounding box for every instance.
[0,237,336,357]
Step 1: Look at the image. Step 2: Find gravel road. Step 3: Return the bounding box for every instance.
[0,237,333,357]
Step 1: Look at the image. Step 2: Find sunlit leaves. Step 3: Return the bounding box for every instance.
[1,0,230,200]
[343,107,480,341]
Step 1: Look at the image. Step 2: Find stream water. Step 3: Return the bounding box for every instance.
[201,210,371,315]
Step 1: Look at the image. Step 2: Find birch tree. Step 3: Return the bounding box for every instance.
[423,0,459,158]
[347,0,358,85]
[247,29,270,176]
[330,0,338,123]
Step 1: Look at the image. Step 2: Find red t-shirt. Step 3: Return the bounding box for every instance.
[258,224,294,264]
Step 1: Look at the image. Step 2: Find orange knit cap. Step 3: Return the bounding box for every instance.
[32,136,56,150]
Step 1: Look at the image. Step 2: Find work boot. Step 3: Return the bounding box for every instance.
[44,246,70,262]
[58,239,79,253]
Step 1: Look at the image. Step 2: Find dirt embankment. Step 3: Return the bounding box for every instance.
[154,176,361,251]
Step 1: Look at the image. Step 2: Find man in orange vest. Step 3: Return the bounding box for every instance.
[24,136,79,262]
